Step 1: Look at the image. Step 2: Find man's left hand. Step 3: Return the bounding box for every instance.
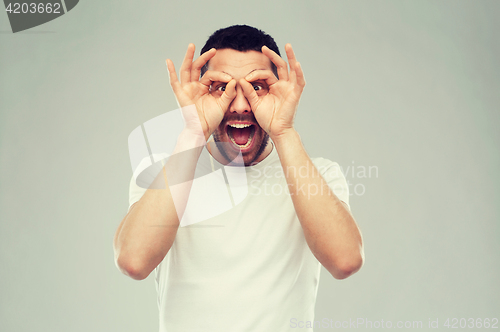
[240,44,305,140]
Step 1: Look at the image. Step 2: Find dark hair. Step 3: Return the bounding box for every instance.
[200,25,280,78]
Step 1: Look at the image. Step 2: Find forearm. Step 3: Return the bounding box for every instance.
[273,129,364,279]
[114,130,205,280]
[114,187,179,280]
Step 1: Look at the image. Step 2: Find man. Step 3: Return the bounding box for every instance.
[114,25,364,331]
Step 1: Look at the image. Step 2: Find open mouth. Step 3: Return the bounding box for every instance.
[226,123,256,150]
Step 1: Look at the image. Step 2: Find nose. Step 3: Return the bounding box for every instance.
[229,85,251,114]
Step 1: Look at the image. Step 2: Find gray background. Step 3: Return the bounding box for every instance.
[1,0,498,331]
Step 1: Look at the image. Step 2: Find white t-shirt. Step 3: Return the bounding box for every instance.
[128,146,350,332]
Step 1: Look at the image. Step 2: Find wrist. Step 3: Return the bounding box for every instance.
[176,129,207,151]
[270,128,299,147]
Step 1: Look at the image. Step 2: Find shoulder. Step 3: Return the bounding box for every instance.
[311,157,351,209]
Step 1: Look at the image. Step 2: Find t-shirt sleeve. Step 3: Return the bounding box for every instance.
[312,158,350,210]
[128,176,147,211]
[128,152,170,211]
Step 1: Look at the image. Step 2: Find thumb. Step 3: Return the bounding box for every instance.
[240,79,260,111]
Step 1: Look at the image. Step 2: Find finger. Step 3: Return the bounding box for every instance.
[262,45,288,81]
[191,48,216,81]
[199,70,233,88]
[245,69,278,86]
[166,59,182,94]
[294,62,306,88]
[295,62,306,88]
[240,78,261,110]
[218,79,237,110]
[179,43,195,85]
[285,43,298,83]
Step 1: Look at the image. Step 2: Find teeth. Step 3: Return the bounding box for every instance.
[229,123,252,129]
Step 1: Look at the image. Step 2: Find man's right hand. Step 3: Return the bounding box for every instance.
[166,44,236,140]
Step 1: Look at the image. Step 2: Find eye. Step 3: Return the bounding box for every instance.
[211,83,226,93]
[253,84,262,91]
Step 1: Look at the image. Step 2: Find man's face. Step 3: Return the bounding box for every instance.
[208,49,273,166]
